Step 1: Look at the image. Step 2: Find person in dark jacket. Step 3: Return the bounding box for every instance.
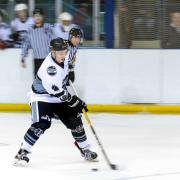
[162,11,180,49]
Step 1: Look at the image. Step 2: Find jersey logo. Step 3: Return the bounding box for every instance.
[47,66,57,76]
[52,85,59,91]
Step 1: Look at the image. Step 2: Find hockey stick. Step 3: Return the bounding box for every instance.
[69,81,118,170]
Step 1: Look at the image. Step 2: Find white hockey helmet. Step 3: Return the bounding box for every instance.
[58,12,73,21]
[14,3,27,11]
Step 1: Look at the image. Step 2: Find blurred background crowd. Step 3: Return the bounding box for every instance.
[0,0,180,49]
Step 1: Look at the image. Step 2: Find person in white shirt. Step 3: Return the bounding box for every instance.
[10,3,34,47]
[54,12,78,40]
[14,37,98,166]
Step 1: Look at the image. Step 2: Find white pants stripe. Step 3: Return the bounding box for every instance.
[31,102,39,123]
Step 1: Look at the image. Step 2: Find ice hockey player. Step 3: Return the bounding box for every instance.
[54,12,78,40]
[10,3,34,47]
[66,27,83,83]
[14,37,97,165]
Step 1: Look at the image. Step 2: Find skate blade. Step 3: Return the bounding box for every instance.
[85,158,99,162]
[13,159,28,167]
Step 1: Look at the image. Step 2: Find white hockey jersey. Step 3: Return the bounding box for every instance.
[10,17,34,47]
[54,23,78,40]
[30,52,70,103]
[10,17,34,32]
[0,22,11,41]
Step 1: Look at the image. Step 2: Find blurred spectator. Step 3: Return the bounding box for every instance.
[54,12,78,40]
[21,8,55,76]
[10,3,34,48]
[162,11,180,48]
[134,8,156,40]
[0,9,12,49]
[73,3,92,40]
[119,2,132,48]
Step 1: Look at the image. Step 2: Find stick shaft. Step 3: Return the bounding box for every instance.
[83,110,113,166]
[69,81,114,169]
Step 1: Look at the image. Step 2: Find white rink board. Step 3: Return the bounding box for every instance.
[75,49,162,103]
[0,49,180,103]
[0,49,33,103]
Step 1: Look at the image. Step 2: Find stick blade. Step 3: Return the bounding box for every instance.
[110,164,118,170]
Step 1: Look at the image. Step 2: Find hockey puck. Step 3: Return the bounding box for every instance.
[91,168,98,171]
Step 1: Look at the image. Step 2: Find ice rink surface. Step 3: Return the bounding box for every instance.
[1,112,180,180]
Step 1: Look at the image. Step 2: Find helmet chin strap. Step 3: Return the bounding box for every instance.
[54,51,57,61]
[51,50,57,62]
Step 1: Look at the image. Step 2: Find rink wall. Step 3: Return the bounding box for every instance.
[2,103,180,114]
[1,48,180,113]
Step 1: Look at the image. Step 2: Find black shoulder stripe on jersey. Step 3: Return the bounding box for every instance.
[52,90,65,98]
[52,90,71,102]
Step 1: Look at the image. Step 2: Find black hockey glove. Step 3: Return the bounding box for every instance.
[66,71,75,86]
[10,32,20,42]
[21,58,25,63]
[68,95,88,113]
[68,71,75,83]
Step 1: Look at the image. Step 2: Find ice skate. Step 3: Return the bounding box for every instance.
[14,149,30,166]
[74,141,98,161]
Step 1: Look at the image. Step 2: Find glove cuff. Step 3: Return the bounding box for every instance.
[67,95,79,107]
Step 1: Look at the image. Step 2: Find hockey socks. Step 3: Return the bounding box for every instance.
[24,126,43,146]
[23,122,49,148]
[71,125,87,143]
[15,123,47,165]
[71,125,98,161]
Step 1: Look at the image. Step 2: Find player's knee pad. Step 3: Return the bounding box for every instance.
[71,124,84,133]
[71,124,87,143]
[30,121,51,137]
